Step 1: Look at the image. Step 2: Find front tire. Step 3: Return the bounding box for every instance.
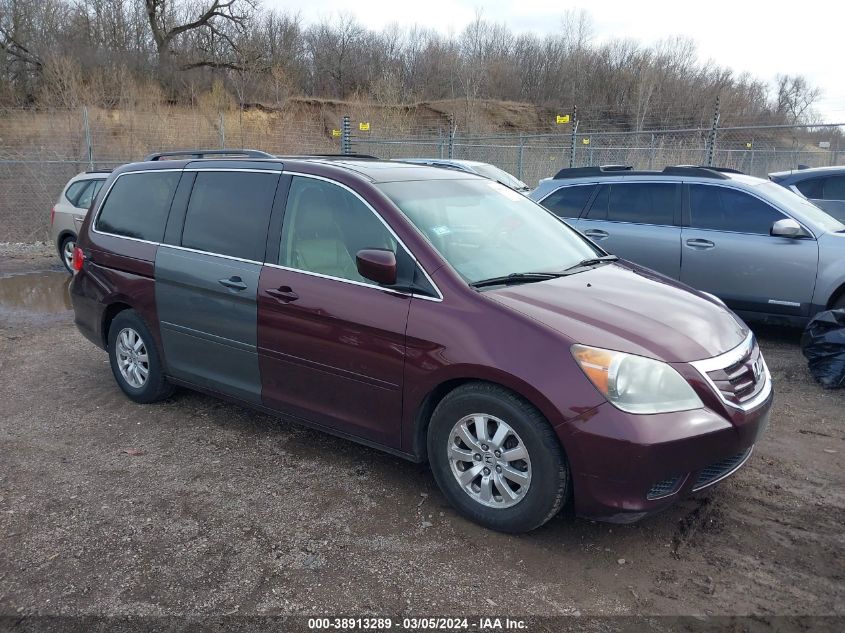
[427,382,569,533]
[108,310,173,404]
[59,235,76,273]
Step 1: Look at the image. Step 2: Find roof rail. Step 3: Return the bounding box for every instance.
[661,166,730,179]
[301,153,379,160]
[672,165,744,175]
[553,164,735,180]
[85,168,113,174]
[143,149,275,161]
[553,165,633,179]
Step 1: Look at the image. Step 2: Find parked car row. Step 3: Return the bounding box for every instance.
[67,150,773,533]
[531,165,845,327]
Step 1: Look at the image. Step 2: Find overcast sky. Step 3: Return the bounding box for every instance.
[263,0,843,123]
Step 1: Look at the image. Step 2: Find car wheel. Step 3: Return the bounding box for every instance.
[59,235,76,273]
[108,310,174,404]
[427,382,569,533]
[834,295,845,310]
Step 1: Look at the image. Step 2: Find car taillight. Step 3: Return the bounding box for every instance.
[71,246,85,272]
[50,205,56,226]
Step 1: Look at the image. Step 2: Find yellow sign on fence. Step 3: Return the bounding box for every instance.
[745,141,753,149]
[556,114,570,124]
[359,122,370,131]
[331,129,341,137]
[582,137,591,145]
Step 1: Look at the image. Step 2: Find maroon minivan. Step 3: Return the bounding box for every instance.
[69,152,773,532]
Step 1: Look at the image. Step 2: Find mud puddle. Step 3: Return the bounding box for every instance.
[0,270,72,326]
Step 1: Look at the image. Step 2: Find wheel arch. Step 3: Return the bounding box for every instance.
[410,373,566,463]
[56,229,77,252]
[101,301,133,349]
[827,281,845,310]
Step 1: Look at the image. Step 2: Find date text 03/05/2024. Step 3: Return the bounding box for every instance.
[307,617,528,630]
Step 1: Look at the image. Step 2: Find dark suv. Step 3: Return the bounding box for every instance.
[70,150,772,532]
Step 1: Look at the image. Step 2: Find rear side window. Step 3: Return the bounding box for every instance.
[96,172,180,241]
[64,180,89,206]
[541,185,596,218]
[607,183,677,225]
[181,171,278,261]
[76,179,104,210]
[823,176,845,200]
[689,185,784,235]
[794,178,824,199]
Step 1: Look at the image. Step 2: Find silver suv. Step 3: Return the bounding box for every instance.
[50,171,108,271]
[530,165,845,326]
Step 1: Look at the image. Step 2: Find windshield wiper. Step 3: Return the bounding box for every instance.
[563,254,619,271]
[470,256,620,289]
[470,272,564,289]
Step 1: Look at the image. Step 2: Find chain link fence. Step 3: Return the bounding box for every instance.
[1,105,842,243]
[351,124,845,188]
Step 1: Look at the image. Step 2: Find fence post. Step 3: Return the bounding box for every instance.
[569,105,578,168]
[341,116,351,155]
[82,106,93,170]
[517,133,524,180]
[705,95,720,167]
[218,112,225,149]
[649,133,656,170]
[749,138,755,175]
[447,114,455,159]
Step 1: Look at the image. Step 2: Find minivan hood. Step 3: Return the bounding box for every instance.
[486,262,748,363]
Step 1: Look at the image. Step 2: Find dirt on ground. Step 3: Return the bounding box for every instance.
[0,247,843,622]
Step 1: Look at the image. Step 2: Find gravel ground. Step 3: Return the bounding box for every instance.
[0,249,843,621]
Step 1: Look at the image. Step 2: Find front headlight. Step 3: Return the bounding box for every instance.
[572,345,703,414]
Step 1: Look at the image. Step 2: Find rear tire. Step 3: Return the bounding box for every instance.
[834,295,845,310]
[427,382,569,533]
[59,235,75,273]
[108,310,173,404]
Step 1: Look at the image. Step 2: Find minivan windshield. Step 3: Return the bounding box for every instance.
[755,180,845,233]
[378,179,602,285]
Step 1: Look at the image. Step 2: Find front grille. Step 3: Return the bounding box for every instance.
[705,341,766,407]
[646,476,681,500]
[692,447,753,491]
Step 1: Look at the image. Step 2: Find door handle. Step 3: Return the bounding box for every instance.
[685,238,716,250]
[584,229,609,240]
[218,276,248,291]
[266,286,299,303]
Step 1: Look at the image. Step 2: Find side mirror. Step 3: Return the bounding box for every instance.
[356,249,397,285]
[771,218,803,238]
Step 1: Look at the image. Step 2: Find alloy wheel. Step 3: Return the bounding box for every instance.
[447,413,532,509]
[63,239,75,270]
[115,327,149,388]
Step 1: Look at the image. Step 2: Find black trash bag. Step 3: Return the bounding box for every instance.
[801,309,845,389]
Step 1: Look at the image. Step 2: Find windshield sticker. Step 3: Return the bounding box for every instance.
[431,225,451,236]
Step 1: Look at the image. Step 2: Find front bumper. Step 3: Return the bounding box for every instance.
[557,386,772,523]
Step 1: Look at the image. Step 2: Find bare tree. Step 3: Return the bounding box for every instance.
[775,74,821,124]
[144,0,256,72]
